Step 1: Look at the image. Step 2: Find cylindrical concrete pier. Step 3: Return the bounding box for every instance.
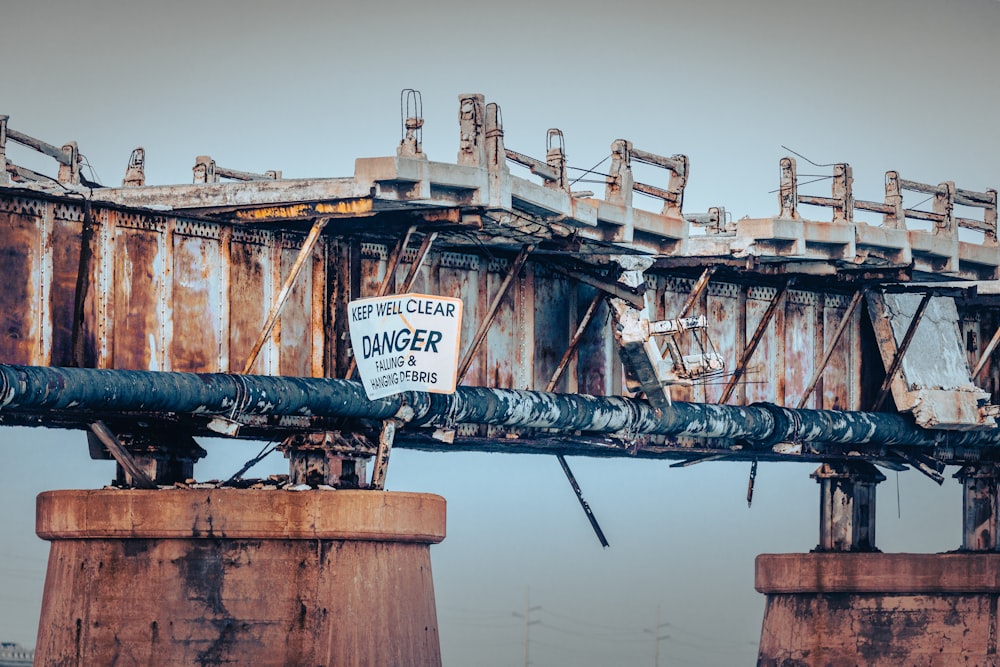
[756,553,1000,666]
[34,489,446,666]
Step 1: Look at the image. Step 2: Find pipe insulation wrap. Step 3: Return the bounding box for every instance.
[1,364,999,449]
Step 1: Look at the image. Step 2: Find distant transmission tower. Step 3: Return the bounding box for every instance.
[512,586,541,667]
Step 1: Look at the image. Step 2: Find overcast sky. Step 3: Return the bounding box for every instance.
[1,1,998,664]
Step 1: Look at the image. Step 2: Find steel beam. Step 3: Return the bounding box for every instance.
[812,462,885,552]
[956,464,1000,552]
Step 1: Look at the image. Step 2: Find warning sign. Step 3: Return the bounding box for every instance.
[348,293,464,400]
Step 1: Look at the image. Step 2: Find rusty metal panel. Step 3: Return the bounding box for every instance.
[169,222,224,372]
[485,256,517,388]
[663,277,695,403]
[705,282,740,404]
[532,265,571,391]
[228,229,271,374]
[577,284,613,396]
[745,286,777,404]
[439,252,483,386]
[820,296,852,411]
[278,232,313,377]
[111,212,166,371]
[784,291,816,408]
[309,241,326,378]
[0,208,42,364]
[360,243,387,298]
[49,206,86,367]
[514,262,534,391]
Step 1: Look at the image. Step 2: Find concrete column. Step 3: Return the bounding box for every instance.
[756,553,1000,666]
[811,461,885,552]
[34,489,445,666]
[956,463,1000,551]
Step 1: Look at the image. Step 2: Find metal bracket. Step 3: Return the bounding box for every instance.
[88,421,207,488]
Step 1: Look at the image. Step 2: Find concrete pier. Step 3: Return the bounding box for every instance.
[756,553,1000,666]
[33,489,446,666]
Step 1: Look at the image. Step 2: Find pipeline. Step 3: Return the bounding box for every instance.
[0,364,999,450]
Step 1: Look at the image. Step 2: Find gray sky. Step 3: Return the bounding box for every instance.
[1,0,997,664]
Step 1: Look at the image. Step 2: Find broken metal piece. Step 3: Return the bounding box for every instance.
[888,447,945,485]
[556,454,609,548]
[370,405,414,490]
[678,266,717,320]
[747,458,758,507]
[550,264,644,309]
[122,147,145,187]
[812,461,885,552]
[609,295,676,409]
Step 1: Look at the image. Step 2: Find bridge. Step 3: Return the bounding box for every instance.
[3,92,1000,665]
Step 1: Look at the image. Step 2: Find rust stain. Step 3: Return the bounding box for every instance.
[0,213,39,365]
[228,240,268,373]
[171,235,222,372]
[113,229,163,370]
[232,198,372,222]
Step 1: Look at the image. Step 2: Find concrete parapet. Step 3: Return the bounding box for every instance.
[34,489,446,666]
[756,553,1000,666]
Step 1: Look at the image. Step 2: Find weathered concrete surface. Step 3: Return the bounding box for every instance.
[756,553,1000,666]
[34,489,446,667]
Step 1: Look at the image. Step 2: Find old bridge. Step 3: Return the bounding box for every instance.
[3,92,1000,665]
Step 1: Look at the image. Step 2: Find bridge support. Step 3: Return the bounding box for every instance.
[757,462,1000,665]
[33,489,445,666]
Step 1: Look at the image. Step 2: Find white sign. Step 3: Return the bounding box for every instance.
[348,293,464,400]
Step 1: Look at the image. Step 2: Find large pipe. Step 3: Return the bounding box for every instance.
[0,364,998,450]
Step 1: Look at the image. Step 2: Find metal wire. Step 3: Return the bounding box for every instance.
[568,155,610,187]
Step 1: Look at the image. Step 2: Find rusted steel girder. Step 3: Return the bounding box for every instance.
[3,364,1000,452]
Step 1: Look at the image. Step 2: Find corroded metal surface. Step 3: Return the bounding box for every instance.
[3,93,1000,471]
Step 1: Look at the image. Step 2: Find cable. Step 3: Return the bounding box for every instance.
[569,155,610,187]
[780,145,836,168]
